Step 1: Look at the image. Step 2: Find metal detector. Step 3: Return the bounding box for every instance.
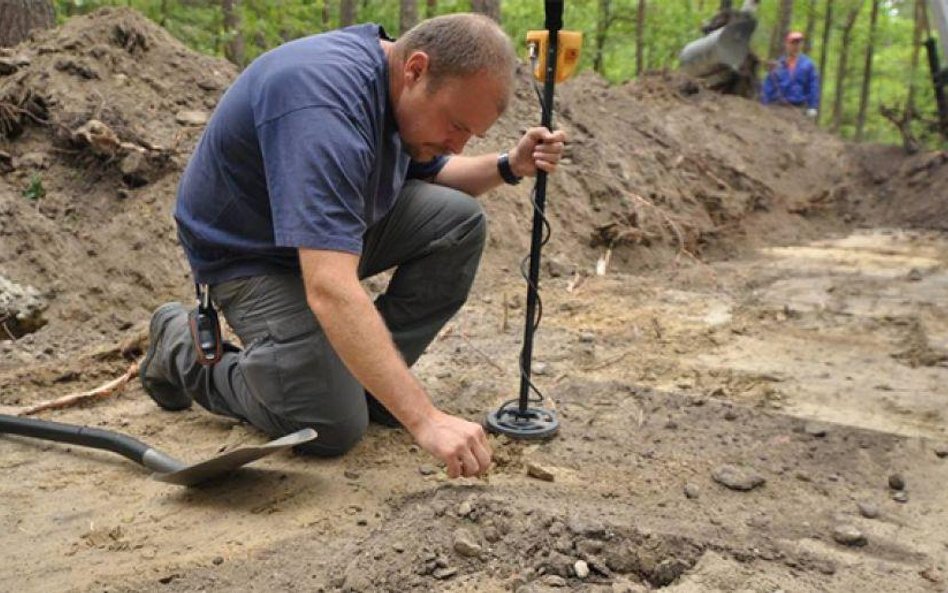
[0,414,316,486]
[485,1,581,440]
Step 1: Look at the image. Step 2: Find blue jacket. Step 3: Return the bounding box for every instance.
[761,53,820,109]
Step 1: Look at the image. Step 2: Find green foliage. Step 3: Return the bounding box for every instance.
[53,0,946,149]
[23,174,46,202]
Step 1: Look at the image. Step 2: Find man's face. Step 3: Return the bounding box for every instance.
[785,38,802,57]
[393,52,507,162]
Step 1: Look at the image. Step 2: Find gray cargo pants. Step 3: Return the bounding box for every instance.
[157,180,486,456]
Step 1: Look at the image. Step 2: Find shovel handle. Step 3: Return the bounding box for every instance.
[0,414,150,466]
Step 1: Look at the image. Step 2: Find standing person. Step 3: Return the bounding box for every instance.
[138,14,566,479]
[761,31,821,118]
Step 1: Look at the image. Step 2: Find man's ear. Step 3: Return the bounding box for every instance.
[403,50,430,86]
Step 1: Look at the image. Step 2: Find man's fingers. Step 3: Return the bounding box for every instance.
[458,449,481,477]
[471,441,492,476]
[445,456,462,479]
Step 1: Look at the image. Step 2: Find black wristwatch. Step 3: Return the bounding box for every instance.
[497,152,522,185]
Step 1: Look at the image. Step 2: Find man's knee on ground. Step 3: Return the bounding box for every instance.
[290,410,368,457]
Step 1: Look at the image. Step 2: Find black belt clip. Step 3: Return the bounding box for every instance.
[189,283,223,366]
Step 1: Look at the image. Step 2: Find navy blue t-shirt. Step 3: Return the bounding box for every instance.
[175,24,447,284]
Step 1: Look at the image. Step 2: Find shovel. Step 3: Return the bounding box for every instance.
[0,413,316,486]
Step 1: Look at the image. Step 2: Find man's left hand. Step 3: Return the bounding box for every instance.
[509,127,567,178]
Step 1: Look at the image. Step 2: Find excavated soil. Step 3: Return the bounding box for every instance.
[1,9,947,593]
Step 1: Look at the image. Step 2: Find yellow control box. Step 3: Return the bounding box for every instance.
[525,30,583,83]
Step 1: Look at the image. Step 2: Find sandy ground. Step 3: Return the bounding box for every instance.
[2,227,947,593]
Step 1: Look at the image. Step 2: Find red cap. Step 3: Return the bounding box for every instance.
[786,31,804,42]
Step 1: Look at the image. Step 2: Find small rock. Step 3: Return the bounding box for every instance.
[892,490,909,503]
[175,110,209,126]
[527,462,555,482]
[419,464,437,476]
[540,575,567,587]
[435,370,452,379]
[664,419,678,430]
[832,524,867,547]
[532,362,549,376]
[712,464,765,491]
[724,409,738,421]
[344,469,360,480]
[453,528,482,558]
[457,500,474,517]
[576,539,603,556]
[392,542,405,553]
[683,483,700,499]
[574,560,590,579]
[888,473,906,491]
[212,556,224,565]
[651,558,689,586]
[803,422,828,437]
[857,502,879,519]
[935,443,948,458]
[579,332,596,343]
[432,566,458,580]
[919,566,943,583]
[906,268,923,282]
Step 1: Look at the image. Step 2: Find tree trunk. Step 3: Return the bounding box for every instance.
[400,0,418,34]
[593,0,612,76]
[0,0,55,48]
[470,0,500,23]
[831,5,862,133]
[322,0,331,27]
[425,0,437,19]
[802,0,817,54]
[905,0,924,125]
[635,0,646,76]
[221,0,245,67]
[340,0,357,27]
[768,0,795,60]
[855,0,880,140]
[817,0,833,124]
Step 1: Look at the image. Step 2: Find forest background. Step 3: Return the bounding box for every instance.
[13,0,945,148]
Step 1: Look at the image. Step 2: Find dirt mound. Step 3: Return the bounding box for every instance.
[845,144,948,231]
[0,8,235,369]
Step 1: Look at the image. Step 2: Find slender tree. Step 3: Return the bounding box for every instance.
[768,0,795,60]
[905,0,925,123]
[817,0,833,124]
[471,0,500,23]
[322,0,331,28]
[803,0,817,54]
[855,0,880,140]
[221,0,245,67]
[425,0,437,19]
[340,0,357,27]
[0,0,55,47]
[400,0,418,34]
[593,0,612,76]
[832,4,862,132]
[635,0,646,76]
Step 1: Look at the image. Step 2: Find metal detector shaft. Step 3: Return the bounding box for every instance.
[518,0,563,414]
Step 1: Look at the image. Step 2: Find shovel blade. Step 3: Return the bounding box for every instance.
[152,428,317,486]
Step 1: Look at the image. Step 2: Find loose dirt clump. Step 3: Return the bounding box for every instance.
[1,9,947,593]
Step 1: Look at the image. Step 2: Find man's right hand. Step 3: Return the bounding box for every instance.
[410,409,492,478]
